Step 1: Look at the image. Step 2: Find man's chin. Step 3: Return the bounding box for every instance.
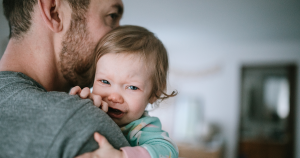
[70,75,94,88]
[60,69,93,89]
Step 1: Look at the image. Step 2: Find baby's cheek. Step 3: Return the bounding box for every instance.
[137,102,148,116]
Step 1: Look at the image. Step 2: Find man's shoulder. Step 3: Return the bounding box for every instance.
[0,71,111,142]
[0,71,129,157]
[0,71,103,130]
[0,71,93,113]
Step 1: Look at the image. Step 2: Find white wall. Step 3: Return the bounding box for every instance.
[148,40,300,158]
[120,1,300,158]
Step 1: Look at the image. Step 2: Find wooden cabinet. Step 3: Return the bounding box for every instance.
[178,144,222,158]
[238,139,291,158]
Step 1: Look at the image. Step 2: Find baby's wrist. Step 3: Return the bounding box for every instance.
[119,150,127,158]
[120,146,151,158]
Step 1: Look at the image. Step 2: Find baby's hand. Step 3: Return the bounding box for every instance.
[75,133,126,158]
[70,86,108,112]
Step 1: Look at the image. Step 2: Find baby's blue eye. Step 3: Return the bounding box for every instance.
[128,86,138,90]
[101,80,110,84]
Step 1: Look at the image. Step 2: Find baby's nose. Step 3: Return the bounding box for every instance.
[107,93,124,104]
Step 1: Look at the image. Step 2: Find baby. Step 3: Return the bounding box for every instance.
[70,25,178,158]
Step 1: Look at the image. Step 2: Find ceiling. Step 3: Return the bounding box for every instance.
[1,0,300,43]
[1,0,299,57]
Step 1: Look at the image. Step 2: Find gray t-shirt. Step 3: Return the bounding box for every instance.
[0,71,129,158]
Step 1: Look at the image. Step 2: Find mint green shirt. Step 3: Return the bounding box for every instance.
[121,112,179,158]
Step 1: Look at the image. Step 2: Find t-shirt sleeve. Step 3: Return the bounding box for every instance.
[46,102,129,158]
[122,115,179,158]
[121,146,151,158]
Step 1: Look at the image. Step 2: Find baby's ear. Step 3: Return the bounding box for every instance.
[149,95,158,104]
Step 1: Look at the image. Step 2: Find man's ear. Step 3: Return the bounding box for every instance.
[38,0,63,33]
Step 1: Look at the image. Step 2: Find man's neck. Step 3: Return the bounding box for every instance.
[0,37,70,92]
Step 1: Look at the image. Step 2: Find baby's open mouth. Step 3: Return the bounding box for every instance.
[107,107,124,119]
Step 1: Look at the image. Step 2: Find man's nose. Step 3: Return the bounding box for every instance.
[107,93,124,104]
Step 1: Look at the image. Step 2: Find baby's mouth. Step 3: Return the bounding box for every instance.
[107,107,124,119]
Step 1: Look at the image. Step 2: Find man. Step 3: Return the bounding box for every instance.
[0,0,129,157]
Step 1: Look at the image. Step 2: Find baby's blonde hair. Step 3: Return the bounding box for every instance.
[93,25,177,102]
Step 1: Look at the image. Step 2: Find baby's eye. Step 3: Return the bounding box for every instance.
[101,80,110,85]
[128,86,139,90]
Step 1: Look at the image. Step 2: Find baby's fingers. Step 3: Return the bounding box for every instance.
[89,94,102,108]
[74,152,94,158]
[80,87,91,99]
[70,86,81,95]
[101,101,108,113]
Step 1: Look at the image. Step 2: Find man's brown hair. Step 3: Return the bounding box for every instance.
[94,25,177,103]
[2,0,90,39]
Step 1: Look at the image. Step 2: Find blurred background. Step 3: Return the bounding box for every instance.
[1,0,300,158]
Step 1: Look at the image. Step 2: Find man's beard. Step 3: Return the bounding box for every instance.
[59,15,96,88]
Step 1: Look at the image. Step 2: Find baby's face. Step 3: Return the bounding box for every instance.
[92,53,153,126]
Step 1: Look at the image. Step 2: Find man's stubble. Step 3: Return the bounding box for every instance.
[59,14,96,89]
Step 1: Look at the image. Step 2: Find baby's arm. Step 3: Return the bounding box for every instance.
[122,114,179,158]
[70,87,150,158]
[75,133,127,158]
[69,87,175,158]
[75,116,177,158]
[70,86,108,112]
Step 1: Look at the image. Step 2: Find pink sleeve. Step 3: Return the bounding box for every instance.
[120,146,151,158]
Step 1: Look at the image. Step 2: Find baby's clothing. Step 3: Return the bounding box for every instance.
[120,112,179,158]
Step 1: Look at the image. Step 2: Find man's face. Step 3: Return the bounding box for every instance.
[59,0,123,88]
